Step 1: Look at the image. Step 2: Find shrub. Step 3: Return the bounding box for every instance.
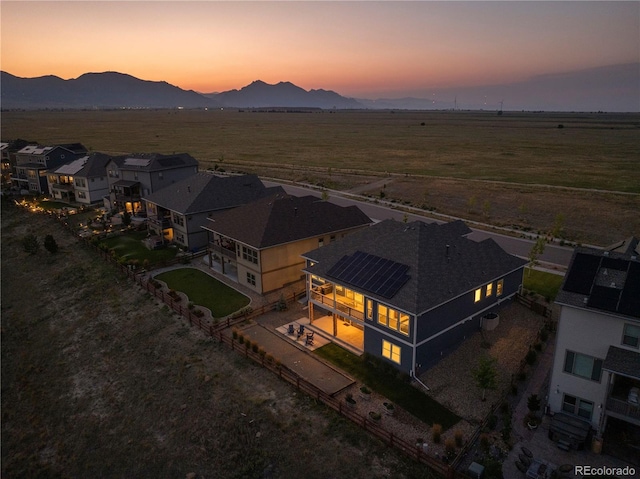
[533,342,542,352]
[525,350,537,365]
[454,430,463,447]
[232,329,238,340]
[44,234,58,254]
[444,438,456,457]
[432,424,443,444]
[22,234,39,255]
[539,328,549,342]
[238,334,245,345]
[479,433,490,453]
[487,414,498,430]
[517,371,527,381]
[251,341,259,353]
[265,354,274,364]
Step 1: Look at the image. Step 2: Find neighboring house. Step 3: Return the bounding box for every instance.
[104,152,199,214]
[14,143,88,194]
[547,237,640,452]
[202,194,372,294]
[73,152,112,205]
[301,219,527,374]
[0,142,9,185]
[143,173,284,252]
[0,139,35,186]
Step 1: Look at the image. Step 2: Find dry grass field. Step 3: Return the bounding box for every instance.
[2,109,639,243]
[1,202,437,479]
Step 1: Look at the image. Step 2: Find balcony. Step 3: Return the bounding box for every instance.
[209,241,237,261]
[606,396,640,425]
[148,216,171,230]
[310,288,364,321]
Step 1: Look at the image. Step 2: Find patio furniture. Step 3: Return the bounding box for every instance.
[526,459,549,479]
[519,453,531,467]
[305,331,315,346]
[297,324,305,339]
[521,446,533,458]
[287,324,295,335]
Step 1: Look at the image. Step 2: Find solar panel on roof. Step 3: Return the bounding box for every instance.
[326,250,410,299]
[564,253,601,294]
[601,257,628,271]
[588,285,622,313]
[619,262,640,318]
[124,158,151,167]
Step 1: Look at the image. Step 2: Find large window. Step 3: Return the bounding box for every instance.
[486,282,493,297]
[377,305,410,336]
[241,246,258,265]
[474,288,482,303]
[496,279,504,296]
[562,394,593,420]
[382,340,401,364]
[563,350,603,382]
[622,323,640,348]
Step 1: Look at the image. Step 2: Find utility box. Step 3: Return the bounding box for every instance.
[467,462,485,479]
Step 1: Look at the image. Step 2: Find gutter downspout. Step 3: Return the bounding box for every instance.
[411,370,430,391]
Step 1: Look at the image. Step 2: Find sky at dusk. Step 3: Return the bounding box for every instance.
[1,1,639,102]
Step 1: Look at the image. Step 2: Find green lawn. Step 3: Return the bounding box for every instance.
[99,230,177,264]
[154,268,250,317]
[523,267,564,301]
[315,343,460,430]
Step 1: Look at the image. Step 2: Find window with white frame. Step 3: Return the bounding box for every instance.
[563,350,603,382]
[242,246,258,265]
[622,323,640,348]
[366,299,373,320]
[246,272,256,286]
[562,394,593,420]
[382,340,401,364]
[377,305,410,336]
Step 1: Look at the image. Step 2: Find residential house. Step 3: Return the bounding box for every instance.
[301,219,528,374]
[14,143,87,194]
[73,152,112,205]
[547,237,640,453]
[104,152,198,214]
[0,139,36,186]
[143,173,284,252]
[202,194,372,294]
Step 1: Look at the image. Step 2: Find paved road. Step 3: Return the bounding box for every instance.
[265,180,574,269]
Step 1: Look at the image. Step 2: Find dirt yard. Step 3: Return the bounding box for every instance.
[0,201,438,479]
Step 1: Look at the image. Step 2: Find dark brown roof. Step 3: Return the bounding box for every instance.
[203,194,372,248]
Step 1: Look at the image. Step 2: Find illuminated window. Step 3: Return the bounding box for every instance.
[366,299,373,320]
[474,288,482,303]
[486,282,493,297]
[377,304,410,336]
[382,340,401,364]
[496,279,504,296]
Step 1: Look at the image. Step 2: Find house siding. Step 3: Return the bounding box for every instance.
[548,306,623,430]
[363,326,414,374]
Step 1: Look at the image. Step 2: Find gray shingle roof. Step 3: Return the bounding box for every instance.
[143,173,281,214]
[603,345,640,379]
[75,152,111,178]
[110,152,198,171]
[304,219,527,314]
[203,194,372,249]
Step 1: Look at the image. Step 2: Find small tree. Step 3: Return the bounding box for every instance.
[22,234,39,255]
[44,234,58,254]
[473,356,498,401]
[527,237,546,275]
[527,394,541,417]
[122,210,131,227]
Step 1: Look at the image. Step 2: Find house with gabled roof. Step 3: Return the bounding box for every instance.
[14,143,87,194]
[547,237,640,453]
[104,152,199,214]
[143,173,284,251]
[72,152,112,205]
[202,193,372,294]
[301,218,528,374]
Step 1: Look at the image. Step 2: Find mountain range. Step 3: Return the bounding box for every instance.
[2,63,638,112]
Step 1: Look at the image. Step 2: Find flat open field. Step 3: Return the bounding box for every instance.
[3,109,639,244]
